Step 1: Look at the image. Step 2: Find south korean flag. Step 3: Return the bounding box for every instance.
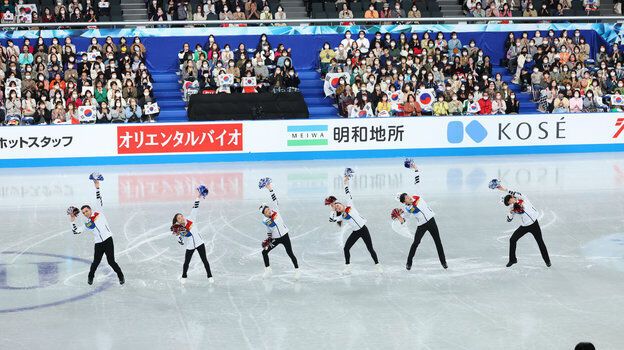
[144,102,160,115]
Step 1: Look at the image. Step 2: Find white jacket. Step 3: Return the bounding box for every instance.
[179,200,205,250]
[330,185,367,231]
[262,189,289,239]
[506,190,539,227]
[403,195,435,226]
[71,189,113,244]
[402,169,435,226]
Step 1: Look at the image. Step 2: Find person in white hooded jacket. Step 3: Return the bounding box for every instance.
[69,178,125,285]
[325,173,381,275]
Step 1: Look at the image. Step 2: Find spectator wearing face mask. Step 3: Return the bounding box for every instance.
[551,90,570,113]
[220,5,234,20]
[33,101,51,124]
[319,42,335,76]
[403,94,423,116]
[356,31,370,54]
[274,6,287,26]
[376,94,392,116]
[448,94,463,115]
[478,92,492,115]
[490,92,506,114]
[569,90,584,113]
[432,95,449,116]
[583,90,607,112]
[391,2,406,18]
[124,98,142,123]
[506,93,520,114]
[364,4,379,18]
[283,69,300,90]
[259,6,272,20]
[50,102,65,123]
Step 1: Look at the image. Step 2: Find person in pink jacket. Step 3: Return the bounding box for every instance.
[569,90,584,113]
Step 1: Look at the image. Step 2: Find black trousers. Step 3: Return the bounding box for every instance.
[262,233,299,268]
[182,243,213,278]
[509,220,551,264]
[407,218,447,266]
[89,237,124,279]
[344,225,379,265]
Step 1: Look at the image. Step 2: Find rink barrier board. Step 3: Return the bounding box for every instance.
[1,113,623,167]
[2,144,624,168]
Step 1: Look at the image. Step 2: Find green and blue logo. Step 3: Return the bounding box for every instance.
[287,125,329,146]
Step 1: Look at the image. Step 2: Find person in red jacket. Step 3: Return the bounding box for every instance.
[478,92,493,115]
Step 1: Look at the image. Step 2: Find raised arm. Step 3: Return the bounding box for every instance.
[409,162,421,184]
[265,182,280,211]
[93,179,104,211]
[496,184,524,200]
[343,176,354,206]
[188,195,200,222]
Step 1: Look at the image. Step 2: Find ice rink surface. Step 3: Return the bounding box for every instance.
[1,153,624,350]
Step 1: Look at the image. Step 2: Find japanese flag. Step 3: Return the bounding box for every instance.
[323,72,350,97]
[416,89,435,111]
[144,102,160,115]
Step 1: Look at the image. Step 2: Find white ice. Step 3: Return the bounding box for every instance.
[1,153,623,350]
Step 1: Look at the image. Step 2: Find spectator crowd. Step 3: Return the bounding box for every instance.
[0,0,113,25]
[463,0,600,18]
[148,0,287,25]
[504,28,622,113]
[0,35,158,125]
[321,30,520,117]
[321,28,624,117]
[178,34,300,99]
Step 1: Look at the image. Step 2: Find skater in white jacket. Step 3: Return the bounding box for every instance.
[258,178,300,279]
[325,171,381,274]
[494,182,551,268]
[68,176,125,285]
[171,186,214,284]
[393,160,447,270]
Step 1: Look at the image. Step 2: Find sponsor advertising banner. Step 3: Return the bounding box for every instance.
[117,123,243,154]
[0,124,117,159]
[0,114,622,165]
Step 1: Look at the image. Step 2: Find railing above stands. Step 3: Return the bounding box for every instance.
[0,16,620,29]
